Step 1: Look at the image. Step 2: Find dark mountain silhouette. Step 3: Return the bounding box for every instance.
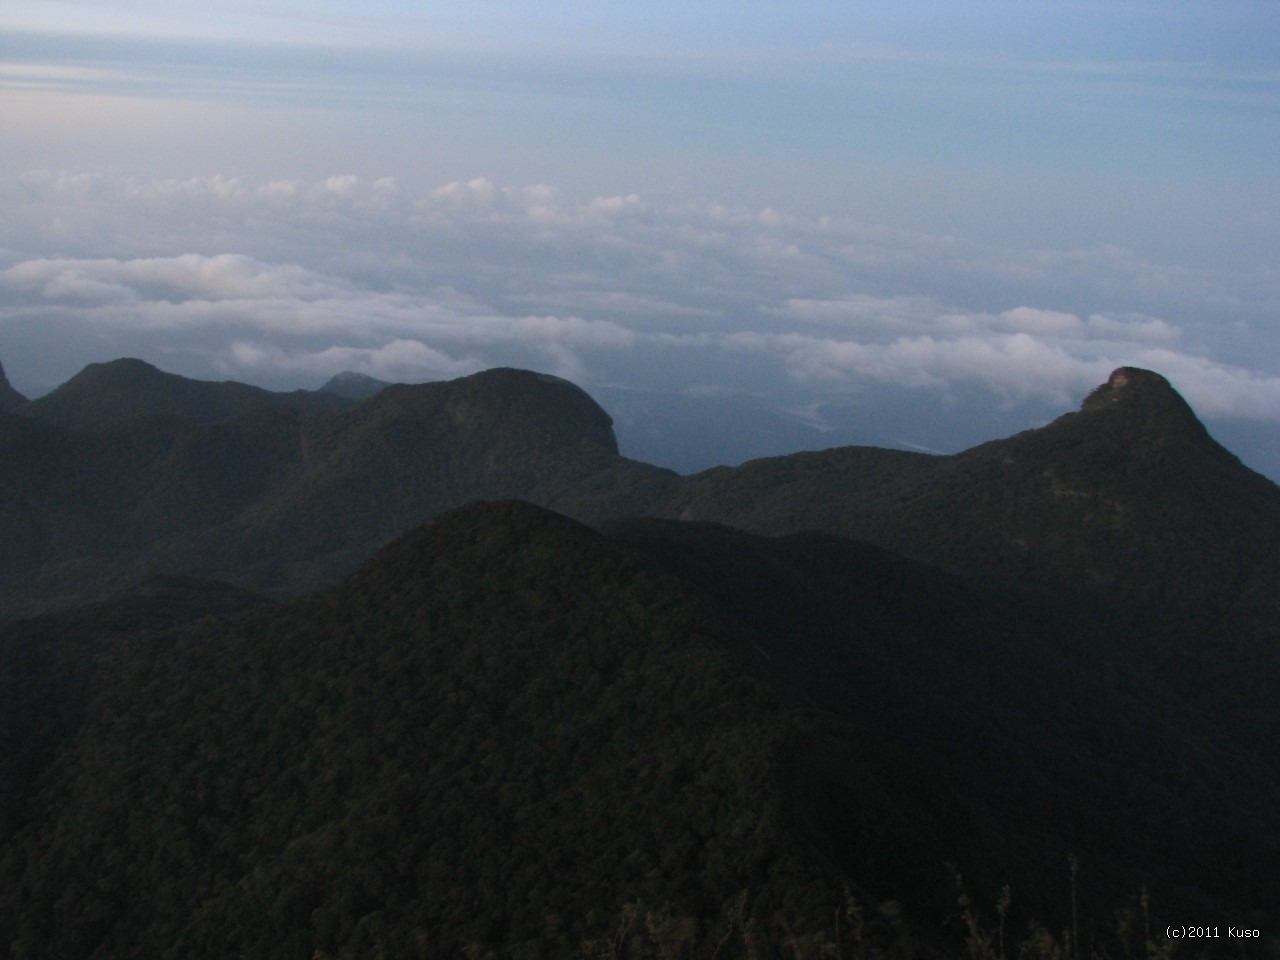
[0,359,26,411]
[19,357,351,431]
[319,369,392,399]
[3,359,1275,655]
[603,515,1280,926]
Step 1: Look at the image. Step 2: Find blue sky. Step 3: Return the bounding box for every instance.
[2,2,1279,475]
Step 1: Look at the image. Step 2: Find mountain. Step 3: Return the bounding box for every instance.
[0,359,27,411]
[18,357,352,431]
[0,365,674,616]
[4,501,1275,959]
[3,360,1279,956]
[4,359,1276,648]
[0,503,847,958]
[661,367,1279,639]
[318,369,392,400]
[657,368,1280,782]
[3,359,1278,650]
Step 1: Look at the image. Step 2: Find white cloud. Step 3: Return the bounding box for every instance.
[1085,313,1178,343]
[771,295,938,331]
[429,177,499,212]
[1,171,1277,432]
[998,306,1085,338]
[507,315,636,349]
[1122,349,1280,421]
[728,330,1112,405]
[586,194,645,218]
[324,175,363,197]
[14,257,382,322]
[226,338,482,382]
[4,260,138,303]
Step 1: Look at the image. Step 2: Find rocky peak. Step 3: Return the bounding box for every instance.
[1078,366,1209,442]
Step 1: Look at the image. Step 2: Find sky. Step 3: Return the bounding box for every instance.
[2,2,1279,476]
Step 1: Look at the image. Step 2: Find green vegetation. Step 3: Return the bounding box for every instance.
[2,504,836,956]
[3,500,1277,957]
[0,364,675,615]
[1,361,1278,958]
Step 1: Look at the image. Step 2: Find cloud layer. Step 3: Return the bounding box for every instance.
[2,171,1279,425]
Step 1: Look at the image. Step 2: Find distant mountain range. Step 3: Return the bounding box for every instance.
[3,359,1275,641]
[1,357,1277,958]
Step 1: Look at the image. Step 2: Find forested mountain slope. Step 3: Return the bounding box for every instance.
[0,503,849,958]
[3,356,1279,957]
[658,367,1280,750]
[662,368,1279,620]
[4,359,1277,657]
[0,363,673,616]
[3,501,1276,959]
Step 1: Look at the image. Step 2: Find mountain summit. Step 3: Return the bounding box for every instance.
[1084,365,1191,410]
[318,370,391,400]
[661,366,1279,671]
[1076,365,1213,443]
[361,367,621,456]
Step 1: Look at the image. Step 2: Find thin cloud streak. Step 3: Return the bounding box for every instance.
[4,23,1276,181]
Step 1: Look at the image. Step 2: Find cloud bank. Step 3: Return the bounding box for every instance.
[2,171,1279,425]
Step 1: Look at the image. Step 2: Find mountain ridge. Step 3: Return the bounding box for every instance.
[659,362,1278,621]
[0,363,676,615]
[19,357,353,430]
[2,357,1278,956]
[2,357,1276,632]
